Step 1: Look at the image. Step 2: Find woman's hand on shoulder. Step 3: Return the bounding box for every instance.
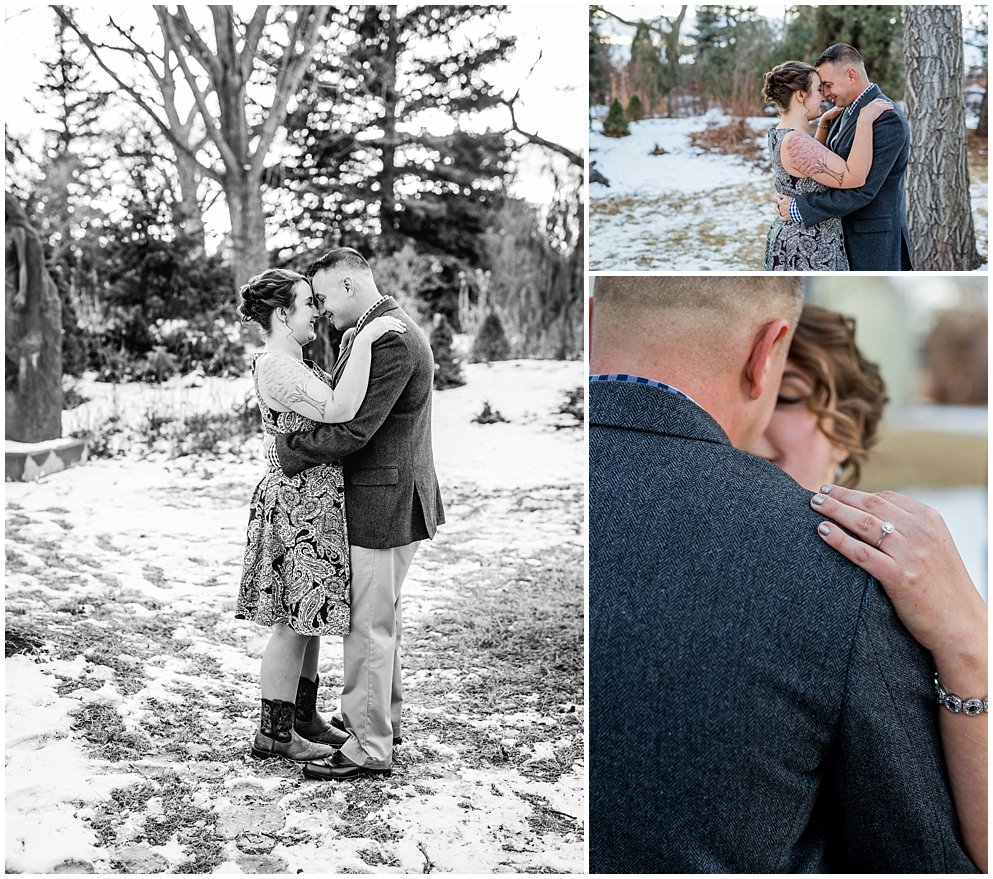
[810,484,987,666]
[360,315,406,343]
[859,98,893,123]
[818,105,844,126]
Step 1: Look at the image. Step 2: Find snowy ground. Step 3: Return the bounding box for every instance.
[589,114,989,271]
[6,360,585,874]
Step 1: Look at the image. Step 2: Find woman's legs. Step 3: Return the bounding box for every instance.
[260,623,309,699]
[254,624,337,761]
[301,635,321,683]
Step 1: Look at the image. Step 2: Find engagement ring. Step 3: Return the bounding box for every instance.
[874,520,896,549]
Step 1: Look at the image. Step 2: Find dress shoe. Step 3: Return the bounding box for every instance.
[302,750,392,781]
[330,712,402,746]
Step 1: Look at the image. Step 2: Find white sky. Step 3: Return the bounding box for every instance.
[3,3,587,229]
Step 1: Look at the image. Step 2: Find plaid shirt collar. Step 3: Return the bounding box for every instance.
[842,82,876,120]
[353,295,389,335]
[589,373,700,407]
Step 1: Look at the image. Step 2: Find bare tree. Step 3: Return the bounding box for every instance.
[593,5,687,116]
[57,5,331,288]
[904,5,983,270]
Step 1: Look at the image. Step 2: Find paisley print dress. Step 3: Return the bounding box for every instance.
[764,127,849,271]
[236,353,349,635]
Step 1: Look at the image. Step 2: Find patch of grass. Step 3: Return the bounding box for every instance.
[356,847,402,868]
[519,791,581,836]
[5,622,45,657]
[141,770,224,873]
[70,701,152,761]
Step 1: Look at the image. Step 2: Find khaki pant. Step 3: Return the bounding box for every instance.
[339,541,419,768]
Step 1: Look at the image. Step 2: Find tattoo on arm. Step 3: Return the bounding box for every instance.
[285,381,327,417]
[259,356,331,418]
[785,134,845,186]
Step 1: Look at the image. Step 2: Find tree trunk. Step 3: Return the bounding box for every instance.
[226,175,269,291]
[379,6,401,252]
[977,87,988,138]
[173,151,205,250]
[904,5,983,270]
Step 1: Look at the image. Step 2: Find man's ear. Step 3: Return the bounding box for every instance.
[744,319,791,401]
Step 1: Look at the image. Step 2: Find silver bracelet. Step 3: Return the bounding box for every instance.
[934,670,988,716]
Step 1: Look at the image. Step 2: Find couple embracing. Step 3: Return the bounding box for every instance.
[235,248,443,781]
[589,277,986,872]
[764,42,913,271]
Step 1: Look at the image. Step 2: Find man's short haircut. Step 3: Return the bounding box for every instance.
[306,247,371,279]
[594,276,803,326]
[815,43,865,71]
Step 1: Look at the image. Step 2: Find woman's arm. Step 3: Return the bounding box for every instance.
[780,98,893,189]
[811,484,988,872]
[814,106,844,145]
[257,317,405,424]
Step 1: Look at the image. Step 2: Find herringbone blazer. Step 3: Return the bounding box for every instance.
[589,380,974,873]
[794,84,913,270]
[275,297,444,549]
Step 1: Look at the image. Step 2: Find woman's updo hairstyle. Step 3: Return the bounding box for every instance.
[789,304,888,487]
[238,268,309,331]
[763,61,817,113]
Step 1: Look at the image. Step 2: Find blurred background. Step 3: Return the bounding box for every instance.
[807,277,987,598]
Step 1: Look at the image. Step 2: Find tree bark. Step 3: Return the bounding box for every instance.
[380,7,401,252]
[904,5,983,270]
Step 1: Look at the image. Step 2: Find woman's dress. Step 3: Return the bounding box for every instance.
[236,353,349,635]
[764,127,849,271]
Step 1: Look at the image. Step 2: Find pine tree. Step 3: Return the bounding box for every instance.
[814,6,904,98]
[430,314,465,390]
[602,98,631,137]
[282,6,514,264]
[627,94,646,120]
[472,311,511,362]
[589,8,613,107]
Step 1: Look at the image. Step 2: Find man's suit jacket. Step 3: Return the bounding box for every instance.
[589,380,974,873]
[275,297,444,549]
[795,84,913,270]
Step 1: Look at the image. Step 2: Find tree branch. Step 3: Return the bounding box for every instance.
[158,9,241,171]
[253,5,331,167]
[54,7,222,184]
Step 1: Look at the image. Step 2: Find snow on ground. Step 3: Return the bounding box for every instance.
[590,114,775,271]
[6,360,585,874]
[590,114,989,271]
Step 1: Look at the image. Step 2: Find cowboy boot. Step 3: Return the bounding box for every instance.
[251,697,338,762]
[294,675,349,747]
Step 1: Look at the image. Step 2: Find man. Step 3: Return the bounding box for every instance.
[271,247,444,781]
[588,277,973,872]
[775,43,913,270]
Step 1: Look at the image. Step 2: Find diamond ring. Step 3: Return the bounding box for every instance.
[874,520,896,549]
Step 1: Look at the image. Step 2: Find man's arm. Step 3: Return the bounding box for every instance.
[828,582,978,872]
[274,334,413,478]
[792,112,907,227]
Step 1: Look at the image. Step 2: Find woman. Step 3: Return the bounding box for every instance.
[236,268,405,763]
[761,62,892,271]
[749,304,988,871]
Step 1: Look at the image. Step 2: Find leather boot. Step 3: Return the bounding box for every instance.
[294,675,349,747]
[251,698,337,763]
